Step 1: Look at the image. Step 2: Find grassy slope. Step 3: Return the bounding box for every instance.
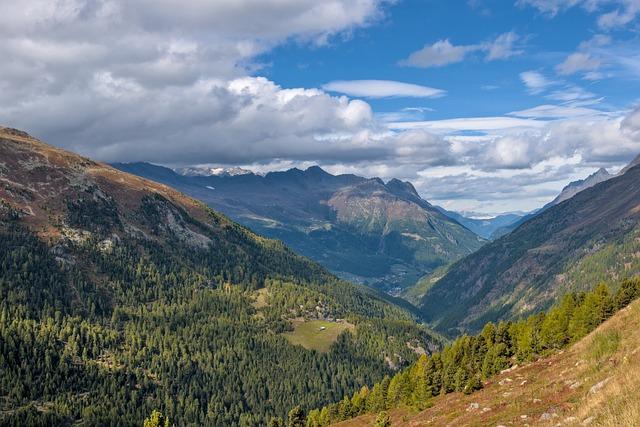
[283,320,356,353]
[335,298,640,426]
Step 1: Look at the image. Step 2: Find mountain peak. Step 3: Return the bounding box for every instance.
[620,153,640,176]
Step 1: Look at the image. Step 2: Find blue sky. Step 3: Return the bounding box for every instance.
[1,0,640,214]
[261,0,638,119]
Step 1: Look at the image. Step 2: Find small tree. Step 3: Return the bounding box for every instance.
[268,417,284,427]
[288,405,306,427]
[143,410,170,427]
[374,411,391,427]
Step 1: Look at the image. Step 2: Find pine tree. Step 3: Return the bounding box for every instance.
[288,406,306,427]
[374,411,391,427]
[143,410,170,427]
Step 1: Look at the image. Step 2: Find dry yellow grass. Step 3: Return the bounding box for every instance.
[334,299,640,426]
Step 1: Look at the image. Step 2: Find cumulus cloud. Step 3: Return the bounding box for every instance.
[322,80,445,99]
[1,0,639,214]
[399,32,522,68]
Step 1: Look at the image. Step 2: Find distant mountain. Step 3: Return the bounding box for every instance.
[548,167,612,206]
[435,207,524,240]
[490,167,612,239]
[113,162,485,292]
[0,127,440,425]
[420,159,640,336]
[620,153,640,175]
[175,165,253,177]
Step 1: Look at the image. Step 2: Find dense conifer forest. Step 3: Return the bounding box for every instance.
[0,203,442,426]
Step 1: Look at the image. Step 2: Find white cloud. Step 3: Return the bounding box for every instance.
[508,104,608,118]
[388,116,546,133]
[556,52,602,75]
[483,31,523,60]
[399,39,476,68]
[520,71,556,94]
[518,0,640,28]
[322,80,445,99]
[399,32,523,68]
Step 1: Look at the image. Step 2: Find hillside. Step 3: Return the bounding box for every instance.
[0,127,441,426]
[420,162,640,335]
[335,292,640,426]
[113,162,485,293]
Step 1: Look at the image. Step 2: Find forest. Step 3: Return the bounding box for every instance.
[0,196,438,426]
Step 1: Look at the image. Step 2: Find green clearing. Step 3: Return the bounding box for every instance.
[283,320,355,352]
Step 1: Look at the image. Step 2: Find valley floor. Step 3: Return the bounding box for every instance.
[334,299,640,426]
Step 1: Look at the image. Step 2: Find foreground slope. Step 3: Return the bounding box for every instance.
[421,163,640,335]
[336,296,640,426]
[114,162,484,293]
[0,127,439,426]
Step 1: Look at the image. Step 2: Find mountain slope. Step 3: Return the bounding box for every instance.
[336,294,640,427]
[420,162,640,335]
[113,162,485,293]
[548,167,611,206]
[0,127,441,426]
[491,168,612,240]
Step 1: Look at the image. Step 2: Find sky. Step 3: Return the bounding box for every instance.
[1,0,640,214]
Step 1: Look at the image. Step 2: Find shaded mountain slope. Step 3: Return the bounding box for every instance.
[113,162,485,292]
[0,127,441,426]
[420,162,640,335]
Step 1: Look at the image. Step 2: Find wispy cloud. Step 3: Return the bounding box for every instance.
[322,80,446,98]
[518,0,640,29]
[400,32,523,68]
[520,71,557,94]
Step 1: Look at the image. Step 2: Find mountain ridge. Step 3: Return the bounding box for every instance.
[113,162,485,293]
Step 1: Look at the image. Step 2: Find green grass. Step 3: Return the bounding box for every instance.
[283,320,355,352]
[589,330,621,367]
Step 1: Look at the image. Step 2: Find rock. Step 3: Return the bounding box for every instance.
[521,414,528,419]
[499,377,513,386]
[540,413,554,421]
[533,398,542,403]
[482,407,491,413]
[582,416,595,425]
[466,402,480,411]
[589,377,611,394]
[500,364,518,374]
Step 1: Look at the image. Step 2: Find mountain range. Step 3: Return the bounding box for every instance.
[113,162,485,293]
